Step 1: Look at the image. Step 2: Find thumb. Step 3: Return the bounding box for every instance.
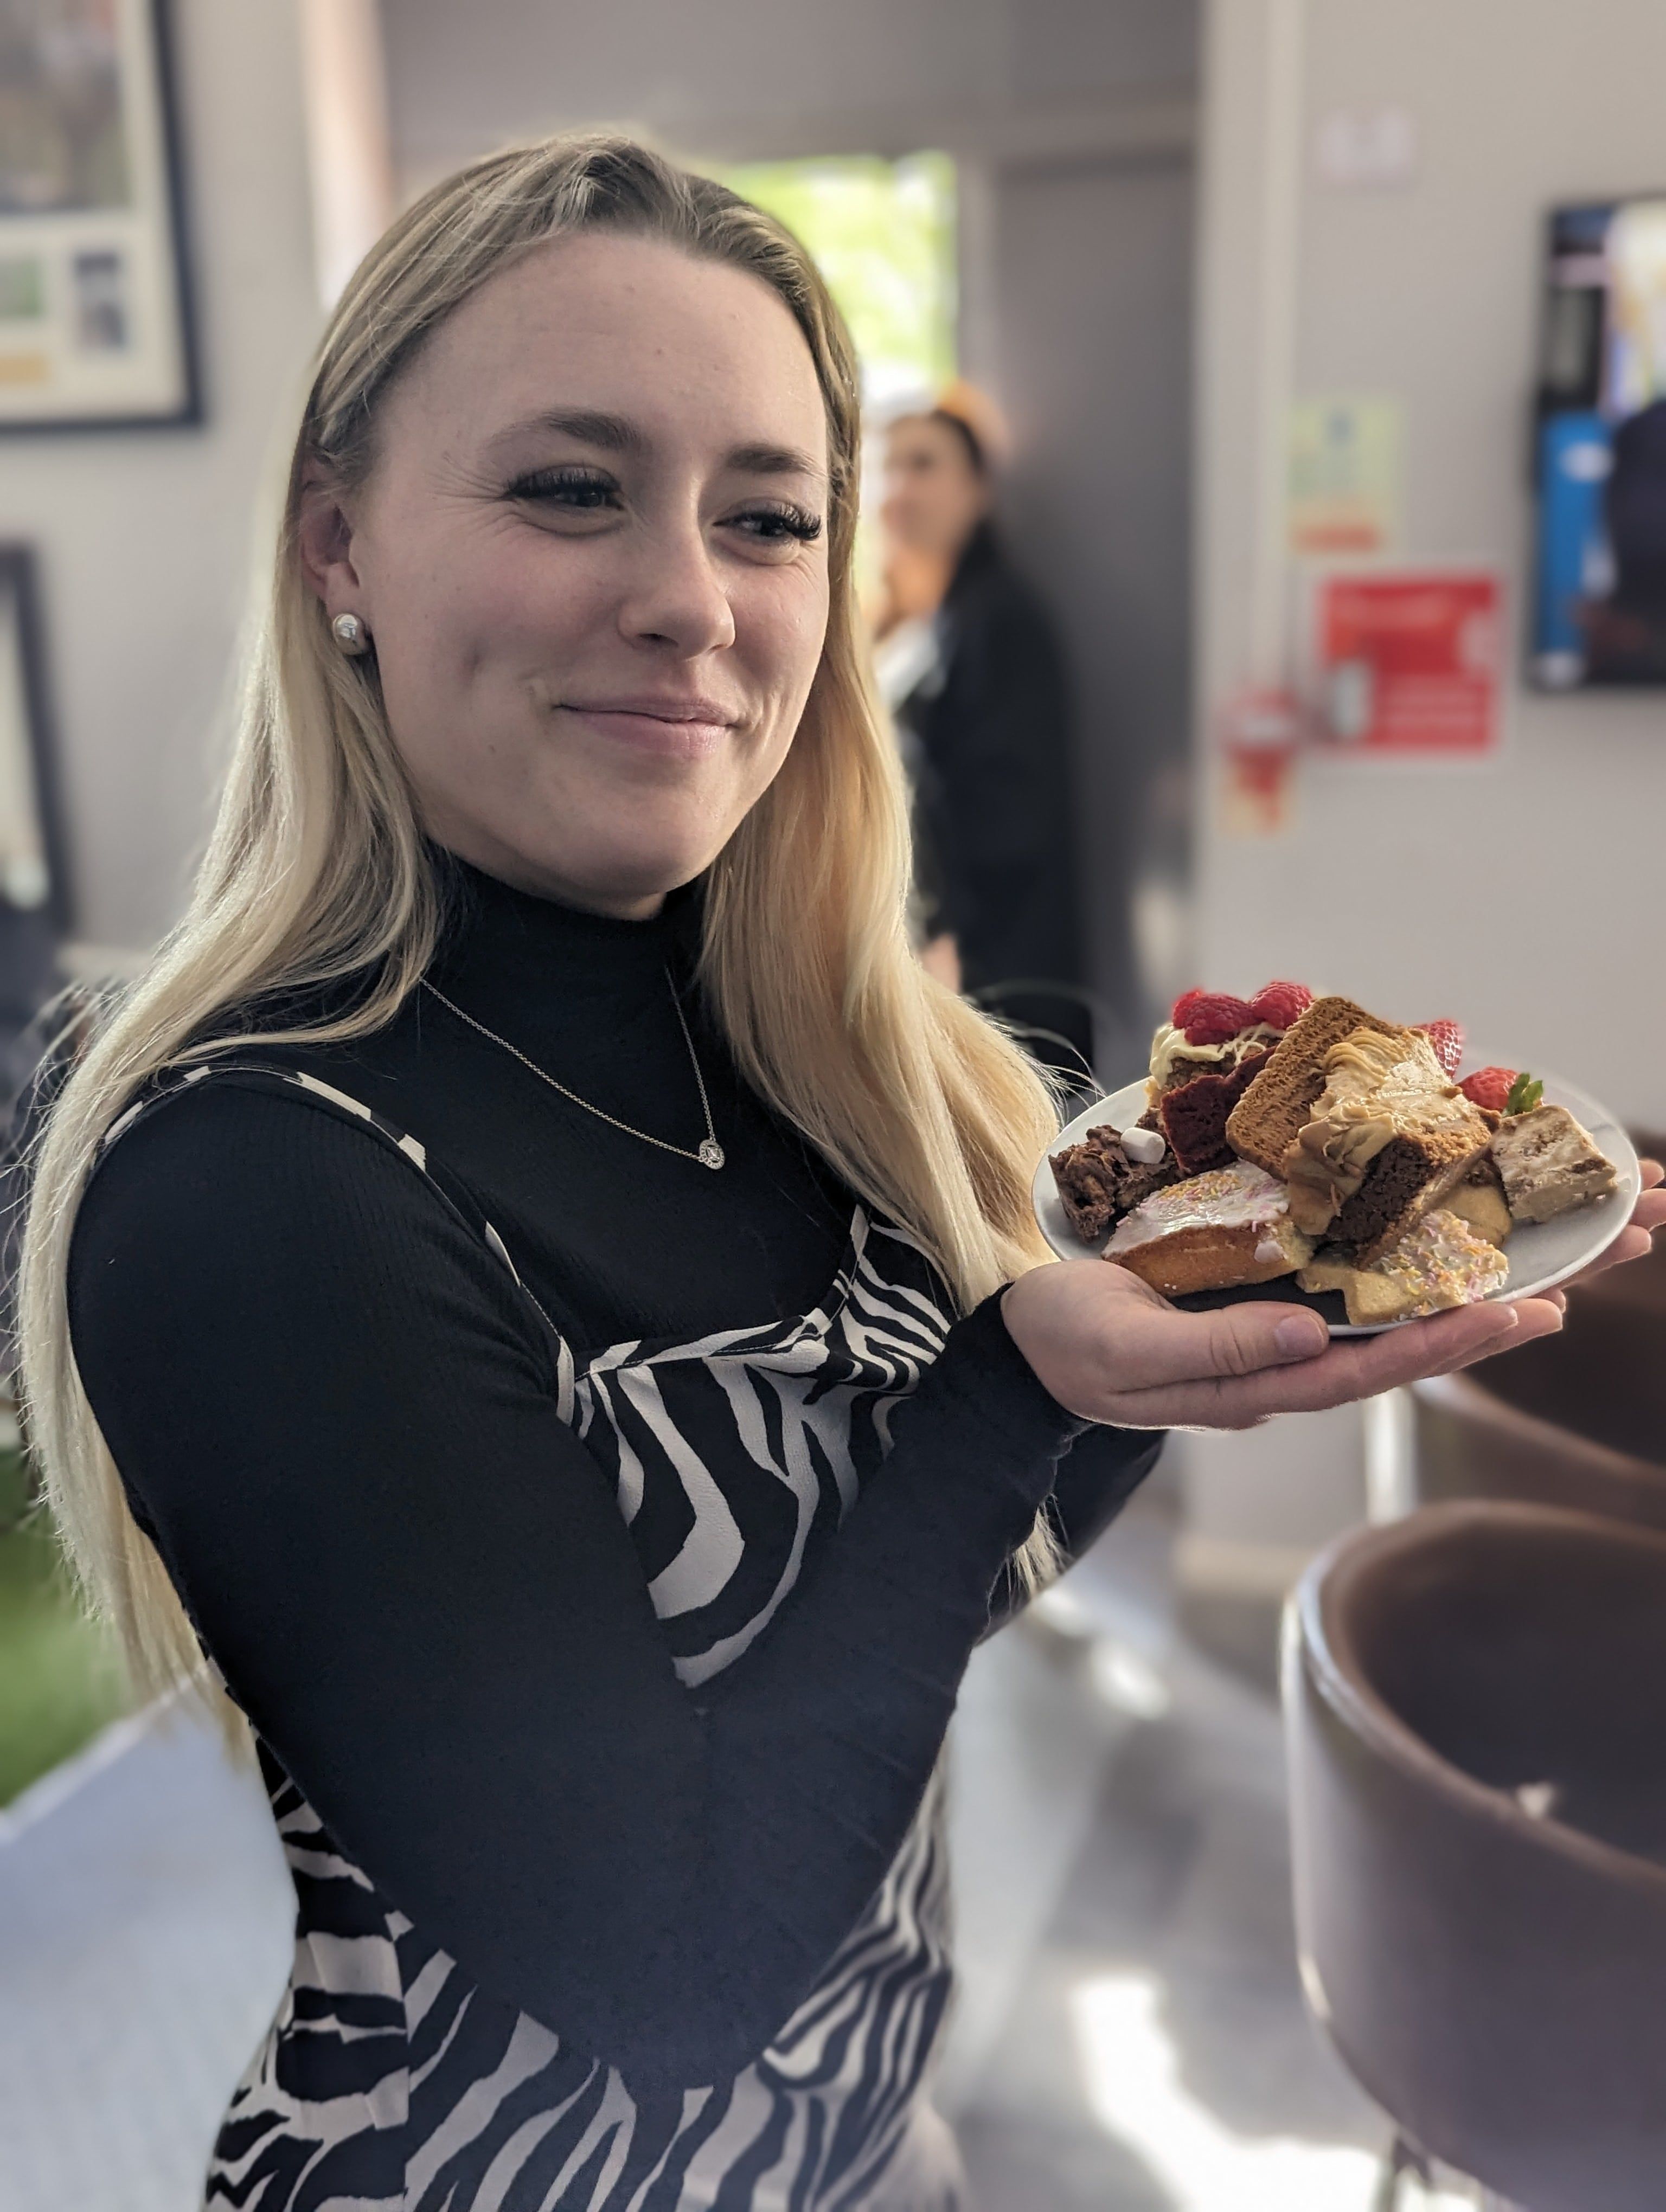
[1202,1302,1331,1378]
[1118,1298,1330,1391]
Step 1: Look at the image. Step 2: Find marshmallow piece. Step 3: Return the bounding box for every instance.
[1119,1124,1167,1166]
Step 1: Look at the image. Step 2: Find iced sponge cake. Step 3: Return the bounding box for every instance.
[1104,1161,1315,1296]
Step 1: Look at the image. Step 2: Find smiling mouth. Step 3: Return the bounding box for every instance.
[559,700,740,760]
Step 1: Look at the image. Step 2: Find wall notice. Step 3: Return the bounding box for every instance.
[1288,396,1400,557]
[1313,570,1503,755]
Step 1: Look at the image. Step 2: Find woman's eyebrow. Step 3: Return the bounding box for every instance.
[726,441,826,484]
[486,411,824,484]
[489,407,645,458]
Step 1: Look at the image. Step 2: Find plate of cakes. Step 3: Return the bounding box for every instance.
[1034,983,1640,1334]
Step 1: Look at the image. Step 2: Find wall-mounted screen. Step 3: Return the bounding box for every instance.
[1532,196,1666,687]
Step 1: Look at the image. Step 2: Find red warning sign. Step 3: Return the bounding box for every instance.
[1315,570,1503,755]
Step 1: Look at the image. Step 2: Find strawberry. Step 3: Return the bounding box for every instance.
[1171,988,1254,1045]
[1419,1019,1465,1078]
[1459,1065,1517,1113]
[1248,980,1313,1032]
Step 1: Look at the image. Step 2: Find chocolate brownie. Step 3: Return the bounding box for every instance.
[1050,1126,1179,1242]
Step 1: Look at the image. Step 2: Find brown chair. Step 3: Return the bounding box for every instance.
[1412,1369,1666,1531]
[1411,1218,1666,1525]
[1285,1501,1666,2211]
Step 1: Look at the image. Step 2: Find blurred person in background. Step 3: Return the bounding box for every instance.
[874,388,1091,1075]
[16,136,1633,2212]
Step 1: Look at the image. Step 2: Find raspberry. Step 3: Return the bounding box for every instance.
[1171,988,1254,1045]
[1247,980,1313,1032]
[1459,1065,1517,1113]
[1419,1019,1465,1077]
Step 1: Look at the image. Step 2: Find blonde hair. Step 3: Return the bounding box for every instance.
[18,134,1062,1719]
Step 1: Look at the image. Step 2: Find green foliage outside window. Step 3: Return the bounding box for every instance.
[720,153,958,412]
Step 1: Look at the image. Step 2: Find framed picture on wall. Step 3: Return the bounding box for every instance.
[0,0,197,430]
[0,547,71,930]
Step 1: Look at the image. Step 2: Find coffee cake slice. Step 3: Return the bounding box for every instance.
[1281,1026,1494,1265]
[1225,997,1407,1175]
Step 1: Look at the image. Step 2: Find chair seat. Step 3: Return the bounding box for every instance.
[1285,1501,1666,2211]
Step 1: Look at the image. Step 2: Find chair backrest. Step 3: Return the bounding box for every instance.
[1473,1234,1666,1465]
[1412,1369,1666,1530]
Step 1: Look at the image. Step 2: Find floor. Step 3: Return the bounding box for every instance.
[0,1483,1469,2212]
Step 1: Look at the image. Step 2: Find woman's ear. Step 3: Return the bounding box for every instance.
[296,460,363,616]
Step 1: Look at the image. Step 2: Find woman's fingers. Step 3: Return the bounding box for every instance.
[1100,1296,1564,1429]
[1190,1302,1535,1418]
[1558,1181,1666,1289]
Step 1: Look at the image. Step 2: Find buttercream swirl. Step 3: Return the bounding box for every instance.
[1148,1019,1283,1093]
[1282,1025,1462,1236]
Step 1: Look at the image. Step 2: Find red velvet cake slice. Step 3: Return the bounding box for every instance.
[1145,981,1313,1175]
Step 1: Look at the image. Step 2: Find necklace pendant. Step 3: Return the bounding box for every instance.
[698,1137,726,1171]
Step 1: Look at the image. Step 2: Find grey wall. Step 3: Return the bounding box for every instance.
[380,0,1200,1023]
[0,0,320,952]
[382,0,1195,175]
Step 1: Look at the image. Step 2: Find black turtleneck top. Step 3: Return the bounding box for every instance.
[65,858,1161,2086]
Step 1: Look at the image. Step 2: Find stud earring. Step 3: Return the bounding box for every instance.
[331,612,369,655]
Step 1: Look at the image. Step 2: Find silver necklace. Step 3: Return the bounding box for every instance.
[420,972,726,1171]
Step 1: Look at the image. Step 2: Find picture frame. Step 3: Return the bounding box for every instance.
[0,546,73,934]
[0,0,198,432]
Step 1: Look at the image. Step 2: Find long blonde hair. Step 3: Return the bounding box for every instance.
[18,134,1062,1717]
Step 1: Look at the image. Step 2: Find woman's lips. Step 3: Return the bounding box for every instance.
[561,703,736,759]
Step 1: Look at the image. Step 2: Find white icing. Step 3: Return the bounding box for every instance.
[1253,1237,1284,1264]
[1105,1162,1291,1256]
[1148,1019,1283,1089]
[1119,1124,1167,1165]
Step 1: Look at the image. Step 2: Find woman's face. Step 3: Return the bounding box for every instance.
[301,233,832,917]
[880,415,987,562]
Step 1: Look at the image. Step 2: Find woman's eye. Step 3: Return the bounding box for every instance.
[730,505,824,548]
[506,467,621,513]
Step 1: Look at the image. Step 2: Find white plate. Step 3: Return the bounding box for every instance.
[1033,1071,1643,1335]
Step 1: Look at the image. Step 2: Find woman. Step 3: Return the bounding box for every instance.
[877,402,1085,1062]
[18,139,1649,2210]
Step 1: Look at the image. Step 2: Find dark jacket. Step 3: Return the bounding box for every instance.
[899,522,1082,996]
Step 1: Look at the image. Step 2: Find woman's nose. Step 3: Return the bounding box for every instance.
[616,519,736,657]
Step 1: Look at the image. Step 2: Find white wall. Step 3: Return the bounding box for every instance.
[1196,0,1666,1131]
[1,0,319,951]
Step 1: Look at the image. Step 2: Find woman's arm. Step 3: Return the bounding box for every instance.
[67,1082,1151,2089]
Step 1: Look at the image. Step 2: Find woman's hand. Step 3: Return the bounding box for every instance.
[1001,1262,1563,1430]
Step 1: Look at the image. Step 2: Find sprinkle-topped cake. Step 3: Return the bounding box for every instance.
[1299,1208,1510,1327]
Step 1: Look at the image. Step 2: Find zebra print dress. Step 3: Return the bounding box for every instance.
[102,1064,969,2211]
